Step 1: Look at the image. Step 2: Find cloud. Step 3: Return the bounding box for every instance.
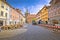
[46,0,51,3]
[27,0,51,14]
[21,0,51,14]
[45,0,51,5]
[22,7,26,13]
[27,4,44,14]
[21,7,26,15]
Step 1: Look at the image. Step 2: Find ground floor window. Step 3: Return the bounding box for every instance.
[0,21,3,26]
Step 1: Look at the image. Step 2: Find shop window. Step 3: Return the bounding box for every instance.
[1,11,4,16]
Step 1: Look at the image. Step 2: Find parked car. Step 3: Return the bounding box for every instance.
[32,21,37,25]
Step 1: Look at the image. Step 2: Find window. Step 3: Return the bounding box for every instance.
[1,3,4,8]
[6,8,8,10]
[6,7,9,11]
[5,13,7,17]
[0,21,3,26]
[1,11,3,16]
[48,18,49,20]
[15,22,16,24]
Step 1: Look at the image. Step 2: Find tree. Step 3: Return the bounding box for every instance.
[32,18,36,21]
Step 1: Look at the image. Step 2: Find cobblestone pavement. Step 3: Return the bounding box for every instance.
[0,24,60,40]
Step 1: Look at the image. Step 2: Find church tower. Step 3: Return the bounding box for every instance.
[25,9,30,23]
[25,9,30,17]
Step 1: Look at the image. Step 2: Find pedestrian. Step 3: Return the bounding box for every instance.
[38,20,40,24]
[0,27,1,32]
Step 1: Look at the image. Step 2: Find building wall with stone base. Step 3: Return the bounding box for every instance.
[48,0,60,25]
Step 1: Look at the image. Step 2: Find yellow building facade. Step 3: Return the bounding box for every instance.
[0,0,10,26]
[40,6,48,24]
[36,11,41,22]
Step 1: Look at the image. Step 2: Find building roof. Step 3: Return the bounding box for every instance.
[36,5,50,17]
[49,0,60,4]
[49,0,53,4]
[1,0,12,8]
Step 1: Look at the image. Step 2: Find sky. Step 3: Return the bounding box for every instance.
[6,0,51,14]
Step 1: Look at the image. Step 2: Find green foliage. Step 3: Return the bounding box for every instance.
[32,18,36,21]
